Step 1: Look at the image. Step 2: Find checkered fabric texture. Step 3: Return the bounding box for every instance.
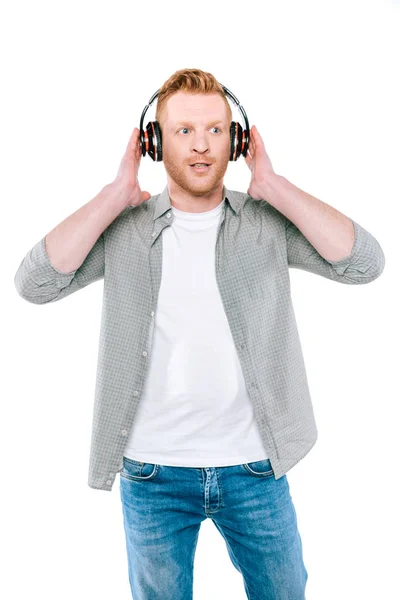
[14,185,385,490]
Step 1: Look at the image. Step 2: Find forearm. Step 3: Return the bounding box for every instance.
[262,174,355,262]
[45,181,130,273]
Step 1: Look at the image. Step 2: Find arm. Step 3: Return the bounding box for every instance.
[245,125,385,284]
[14,126,151,304]
[264,174,385,284]
[14,182,130,304]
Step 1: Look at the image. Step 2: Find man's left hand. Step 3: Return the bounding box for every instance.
[244,125,276,200]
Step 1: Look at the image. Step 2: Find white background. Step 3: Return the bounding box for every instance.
[2,1,399,598]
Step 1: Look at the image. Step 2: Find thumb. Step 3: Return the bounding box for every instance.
[141,190,151,202]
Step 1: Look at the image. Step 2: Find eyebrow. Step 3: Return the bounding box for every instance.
[175,120,224,127]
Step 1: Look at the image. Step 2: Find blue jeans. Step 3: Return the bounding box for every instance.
[119,457,308,599]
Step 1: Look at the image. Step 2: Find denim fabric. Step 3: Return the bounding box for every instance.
[119,457,308,599]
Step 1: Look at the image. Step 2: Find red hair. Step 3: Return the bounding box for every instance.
[155,68,232,126]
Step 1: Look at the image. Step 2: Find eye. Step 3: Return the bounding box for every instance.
[178,126,221,134]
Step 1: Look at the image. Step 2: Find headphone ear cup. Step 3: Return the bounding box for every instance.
[229,121,243,161]
[229,121,236,161]
[241,128,250,158]
[143,121,163,161]
[153,121,163,162]
[142,122,155,160]
[139,127,146,157]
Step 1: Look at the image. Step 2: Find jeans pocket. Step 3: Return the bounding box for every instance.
[242,458,275,478]
[120,457,159,481]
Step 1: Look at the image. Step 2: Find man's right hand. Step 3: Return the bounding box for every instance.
[112,127,152,207]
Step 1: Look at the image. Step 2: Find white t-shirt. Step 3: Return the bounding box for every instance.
[124,197,268,467]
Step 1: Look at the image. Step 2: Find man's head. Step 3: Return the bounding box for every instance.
[155,68,233,198]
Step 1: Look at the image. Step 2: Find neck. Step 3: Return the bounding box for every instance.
[167,176,225,213]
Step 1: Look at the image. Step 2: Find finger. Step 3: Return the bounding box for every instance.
[253,125,264,147]
[135,142,141,162]
[131,127,141,144]
[130,129,142,159]
[251,125,261,141]
[125,127,139,155]
[244,150,253,166]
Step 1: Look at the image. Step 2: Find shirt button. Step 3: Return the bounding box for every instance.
[167,213,171,218]
[121,429,127,436]
[106,480,112,485]
[151,311,155,317]
[109,472,113,477]
[151,232,157,237]
[133,391,139,396]
[142,351,147,356]
[240,343,245,349]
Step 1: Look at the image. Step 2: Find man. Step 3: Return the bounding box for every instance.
[14,68,385,600]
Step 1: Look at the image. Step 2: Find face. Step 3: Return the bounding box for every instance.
[159,92,231,197]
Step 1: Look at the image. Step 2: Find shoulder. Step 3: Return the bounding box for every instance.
[230,189,287,227]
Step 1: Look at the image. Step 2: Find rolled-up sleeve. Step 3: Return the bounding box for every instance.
[285,217,385,284]
[14,233,105,304]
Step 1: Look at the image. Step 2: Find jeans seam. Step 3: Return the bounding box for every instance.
[212,520,257,600]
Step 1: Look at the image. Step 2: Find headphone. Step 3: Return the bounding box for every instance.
[139,83,250,162]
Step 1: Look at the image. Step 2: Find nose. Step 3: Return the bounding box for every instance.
[191,131,209,155]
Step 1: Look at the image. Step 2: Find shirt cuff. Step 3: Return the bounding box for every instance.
[328,219,385,277]
[25,236,77,287]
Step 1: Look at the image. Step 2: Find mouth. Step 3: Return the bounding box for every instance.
[189,163,212,173]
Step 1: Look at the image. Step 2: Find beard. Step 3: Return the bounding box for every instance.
[162,148,230,197]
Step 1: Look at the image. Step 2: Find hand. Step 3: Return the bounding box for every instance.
[112,127,151,207]
[244,125,276,201]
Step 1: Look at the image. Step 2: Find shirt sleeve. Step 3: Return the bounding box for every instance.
[285,217,385,284]
[14,233,105,304]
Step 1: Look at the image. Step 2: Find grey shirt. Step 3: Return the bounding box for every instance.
[14,184,385,491]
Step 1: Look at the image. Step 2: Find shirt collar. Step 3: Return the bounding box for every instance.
[153,183,244,220]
